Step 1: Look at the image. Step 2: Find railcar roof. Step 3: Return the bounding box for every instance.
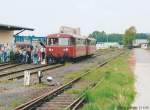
[47,33,88,39]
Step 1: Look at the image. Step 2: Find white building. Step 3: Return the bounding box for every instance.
[133,39,148,47]
[96,42,122,49]
[141,43,148,49]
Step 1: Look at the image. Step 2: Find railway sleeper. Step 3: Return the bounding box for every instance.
[36,93,76,110]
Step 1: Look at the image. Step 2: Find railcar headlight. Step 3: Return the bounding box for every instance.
[63,48,68,51]
[49,48,53,51]
[49,48,51,51]
[65,48,68,51]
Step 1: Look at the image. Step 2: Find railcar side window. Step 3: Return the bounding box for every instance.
[91,40,96,45]
[88,40,96,45]
[76,39,86,46]
[71,38,75,45]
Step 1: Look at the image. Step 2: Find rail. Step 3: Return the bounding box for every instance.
[0,63,23,71]
[0,64,64,81]
[14,51,125,110]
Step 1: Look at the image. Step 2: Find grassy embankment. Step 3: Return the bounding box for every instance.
[64,49,135,110]
[81,52,135,110]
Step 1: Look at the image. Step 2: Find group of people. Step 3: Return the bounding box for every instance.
[0,44,46,65]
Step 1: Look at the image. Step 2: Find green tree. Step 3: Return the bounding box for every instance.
[123,26,136,47]
[91,31,107,42]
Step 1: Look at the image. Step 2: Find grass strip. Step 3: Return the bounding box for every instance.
[81,52,135,110]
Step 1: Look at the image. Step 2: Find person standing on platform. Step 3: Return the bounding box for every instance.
[37,48,42,64]
[30,45,34,64]
[33,46,38,64]
[0,47,2,63]
[6,44,10,62]
[3,46,7,63]
[22,48,26,64]
[19,48,23,63]
[26,47,31,64]
[1,45,4,63]
[14,47,19,63]
[41,47,45,64]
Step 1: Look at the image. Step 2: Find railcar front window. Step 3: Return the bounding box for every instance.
[48,38,58,46]
[59,38,70,46]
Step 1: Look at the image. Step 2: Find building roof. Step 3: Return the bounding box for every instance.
[0,24,34,31]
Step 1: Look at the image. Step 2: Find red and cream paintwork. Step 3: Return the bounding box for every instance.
[87,38,96,55]
[46,33,96,60]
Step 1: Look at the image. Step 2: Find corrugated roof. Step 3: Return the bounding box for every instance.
[0,24,34,31]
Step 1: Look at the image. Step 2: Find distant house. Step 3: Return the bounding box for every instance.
[96,42,122,49]
[133,39,148,47]
[141,43,148,49]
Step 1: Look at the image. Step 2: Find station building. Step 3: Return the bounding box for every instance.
[15,35,46,48]
[0,24,34,46]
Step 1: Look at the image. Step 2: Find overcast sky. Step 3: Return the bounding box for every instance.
[0,0,149,36]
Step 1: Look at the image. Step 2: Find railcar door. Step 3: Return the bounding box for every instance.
[75,38,86,57]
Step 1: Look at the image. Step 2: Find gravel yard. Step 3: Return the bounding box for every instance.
[0,49,122,110]
[0,64,44,75]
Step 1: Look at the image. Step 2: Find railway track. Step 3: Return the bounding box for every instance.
[14,52,124,110]
[0,63,24,71]
[65,51,127,110]
[0,64,64,81]
[0,49,123,81]
[0,62,10,67]
[65,75,106,110]
[0,50,117,81]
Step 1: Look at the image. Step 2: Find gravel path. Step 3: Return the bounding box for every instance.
[133,48,150,110]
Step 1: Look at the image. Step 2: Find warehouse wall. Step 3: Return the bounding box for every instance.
[0,30,14,45]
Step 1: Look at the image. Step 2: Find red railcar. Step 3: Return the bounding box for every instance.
[86,38,96,55]
[46,33,96,63]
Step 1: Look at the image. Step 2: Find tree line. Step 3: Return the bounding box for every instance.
[90,26,150,47]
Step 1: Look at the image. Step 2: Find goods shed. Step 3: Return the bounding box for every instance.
[0,24,34,46]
